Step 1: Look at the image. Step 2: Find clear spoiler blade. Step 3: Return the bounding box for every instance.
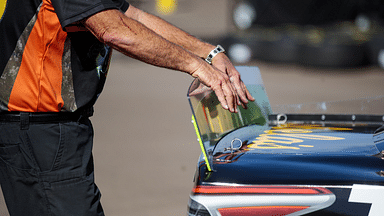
[187,66,271,171]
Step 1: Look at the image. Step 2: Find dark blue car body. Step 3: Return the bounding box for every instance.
[187,66,384,216]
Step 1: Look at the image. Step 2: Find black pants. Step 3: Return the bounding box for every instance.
[0,118,104,216]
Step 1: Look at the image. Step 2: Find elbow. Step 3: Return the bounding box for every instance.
[99,27,139,56]
[100,27,135,50]
[98,27,116,46]
[83,9,136,49]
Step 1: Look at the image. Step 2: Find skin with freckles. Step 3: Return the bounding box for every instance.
[83,6,254,112]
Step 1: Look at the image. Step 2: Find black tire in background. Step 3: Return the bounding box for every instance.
[206,25,302,65]
[255,25,301,64]
[297,23,368,68]
[366,33,384,69]
[208,30,266,64]
[364,20,384,69]
[231,0,360,30]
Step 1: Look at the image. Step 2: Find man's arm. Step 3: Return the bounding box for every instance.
[83,9,238,112]
[124,6,255,105]
[124,5,215,59]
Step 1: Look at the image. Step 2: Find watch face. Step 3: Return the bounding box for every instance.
[206,46,225,64]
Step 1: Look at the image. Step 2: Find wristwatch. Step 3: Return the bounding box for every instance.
[205,45,225,64]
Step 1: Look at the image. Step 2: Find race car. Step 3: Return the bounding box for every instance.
[186,66,384,216]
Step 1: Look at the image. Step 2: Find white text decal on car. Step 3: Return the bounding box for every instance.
[349,184,384,216]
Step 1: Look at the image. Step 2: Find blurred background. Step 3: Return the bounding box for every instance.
[97,0,384,216]
[2,1,384,216]
[133,0,384,68]
[90,1,384,216]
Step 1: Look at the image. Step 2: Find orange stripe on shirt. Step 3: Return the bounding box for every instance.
[8,0,66,112]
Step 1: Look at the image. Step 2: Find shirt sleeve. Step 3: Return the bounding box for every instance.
[51,0,130,29]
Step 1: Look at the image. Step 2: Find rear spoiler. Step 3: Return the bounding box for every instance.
[187,66,271,171]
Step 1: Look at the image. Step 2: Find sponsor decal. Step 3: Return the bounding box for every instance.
[349,184,384,216]
[192,184,384,215]
[248,124,350,150]
[191,185,336,216]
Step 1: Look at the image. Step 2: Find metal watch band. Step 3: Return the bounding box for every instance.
[205,45,225,64]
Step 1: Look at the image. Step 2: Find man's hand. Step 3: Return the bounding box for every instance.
[124,6,254,112]
[212,53,255,108]
[191,60,240,113]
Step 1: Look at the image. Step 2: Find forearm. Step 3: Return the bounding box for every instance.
[84,9,204,75]
[125,6,215,59]
[83,9,246,113]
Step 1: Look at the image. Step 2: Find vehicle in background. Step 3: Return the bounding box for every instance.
[217,0,384,68]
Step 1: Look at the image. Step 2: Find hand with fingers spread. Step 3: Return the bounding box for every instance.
[211,53,255,108]
[190,59,239,113]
